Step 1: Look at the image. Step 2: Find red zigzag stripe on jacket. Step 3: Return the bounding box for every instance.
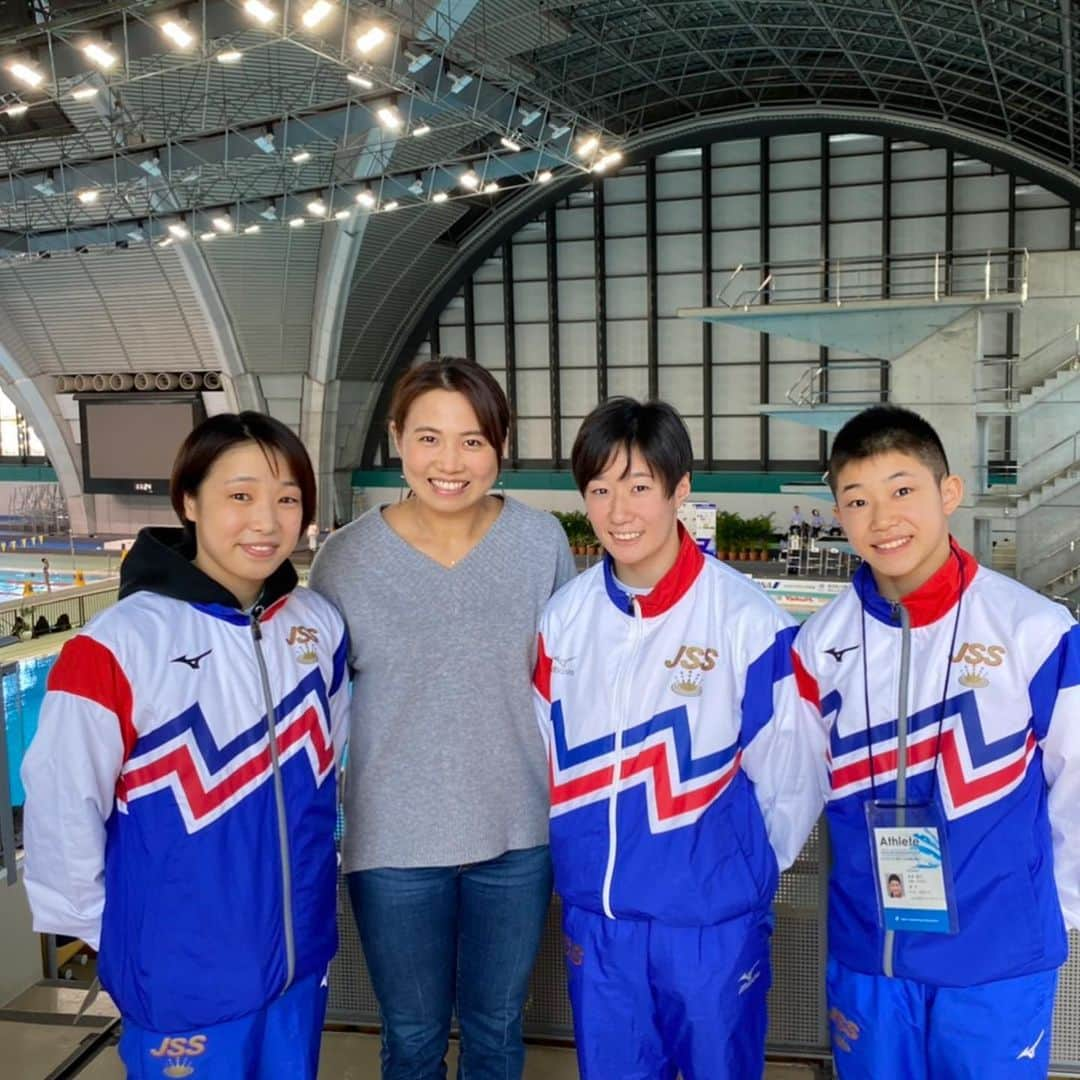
[549,744,743,820]
[118,706,333,818]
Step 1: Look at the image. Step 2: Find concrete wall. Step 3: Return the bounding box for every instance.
[0,867,43,1006]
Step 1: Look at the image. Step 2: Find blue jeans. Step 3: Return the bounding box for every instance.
[348,845,553,1080]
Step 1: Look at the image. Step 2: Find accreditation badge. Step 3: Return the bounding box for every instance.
[865,802,958,934]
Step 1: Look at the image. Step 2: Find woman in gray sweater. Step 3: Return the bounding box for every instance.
[309,357,575,1079]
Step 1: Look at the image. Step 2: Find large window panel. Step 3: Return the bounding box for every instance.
[713,139,759,166]
[771,159,820,192]
[655,170,702,201]
[711,230,762,274]
[712,164,759,196]
[606,236,647,273]
[892,147,947,181]
[1016,208,1070,250]
[953,174,1010,213]
[556,206,595,241]
[711,194,761,229]
[607,366,651,399]
[712,415,759,460]
[713,360,761,410]
[512,240,547,281]
[658,273,702,314]
[606,275,648,319]
[474,325,506,367]
[515,368,551,416]
[831,153,884,184]
[658,364,705,411]
[559,278,597,321]
[770,133,821,160]
[953,212,1008,252]
[657,149,704,171]
[830,184,883,223]
[439,325,467,356]
[607,320,649,366]
[513,279,550,323]
[557,239,595,277]
[768,418,820,459]
[473,281,504,323]
[514,323,551,368]
[473,255,504,284]
[711,323,760,367]
[603,173,647,204]
[606,203,647,237]
[559,322,597,369]
[658,318,703,365]
[657,234,702,274]
[560,365,598,411]
[891,215,946,256]
[656,199,703,233]
[892,178,946,216]
[516,419,552,460]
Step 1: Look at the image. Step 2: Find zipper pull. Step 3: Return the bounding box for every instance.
[251,604,265,640]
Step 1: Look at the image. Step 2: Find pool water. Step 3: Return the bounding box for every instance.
[0,570,94,599]
[4,654,54,807]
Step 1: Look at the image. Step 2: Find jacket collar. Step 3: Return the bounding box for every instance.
[119,526,297,622]
[853,540,978,628]
[603,523,705,617]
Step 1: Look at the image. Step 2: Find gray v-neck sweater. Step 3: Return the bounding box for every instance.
[309,496,576,871]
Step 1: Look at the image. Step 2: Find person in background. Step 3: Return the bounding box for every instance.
[810,508,824,538]
[535,398,823,1079]
[310,357,575,1080]
[790,505,804,534]
[41,556,51,592]
[793,405,1080,1079]
[827,511,844,537]
[22,412,349,1079]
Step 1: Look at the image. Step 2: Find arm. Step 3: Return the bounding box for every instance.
[327,623,351,761]
[739,623,831,872]
[20,635,134,949]
[1034,621,1080,929]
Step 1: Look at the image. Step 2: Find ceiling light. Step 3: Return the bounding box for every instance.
[306,199,327,216]
[200,231,216,241]
[32,177,55,196]
[407,177,424,196]
[406,51,431,73]
[347,72,373,88]
[576,135,599,157]
[550,122,570,139]
[500,136,521,152]
[289,216,305,227]
[5,103,29,117]
[217,49,242,63]
[483,181,499,193]
[82,43,117,69]
[211,216,233,232]
[538,170,553,183]
[159,237,174,247]
[411,124,431,137]
[376,106,401,129]
[167,223,189,239]
[334,209,350,220]
[291,150,311,163]
[449,73,472,94]
[254,131,275,153]
[244,0,275,22]
[301,0,333,28]
[8,62,43,88]
[519,107,542,126]
[459,170,479,190]
[355,26,387,53]
[382,200,398,211]
[71,86,99,101]
[139,156,162,177]
[356,190,375,208]
[161,20,195,48]
[77,189,100,204]
[243,223,261,234]
[592,150,623,173]
[432,191,449,203]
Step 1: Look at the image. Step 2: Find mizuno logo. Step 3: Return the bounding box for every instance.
[738,961,761,995]
[171,649,212,670]
[1017,1029,1045,1060]
[825,645,859,663]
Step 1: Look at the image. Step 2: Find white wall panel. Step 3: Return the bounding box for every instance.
[1016,209,1070,251]
[475,325,506,367]
[953,212,1008,250]
[606,236,647,273]
[437,325,467,356]
[607,276,648,319]
[713,361,760,410]
[606,204,648,236]
[516,368,551,415]
[473,255,504,283]
[710,323,760,365]
[658,273,702,312]
[711,231,762,272]
[892,216,946,255]
[711,194,761,228]
[512,241,547,281]
[516,418,551,459]
[832,155,883,184]
[473,282,504,323]
[656,199,703,233]
[656,171,702,200]
[513,281,550,322]
[771,159,820,190]
[892,148,947,180]
[657,365,704,409]
[714,139,759,165]
[892,178,946,215]
[603,174,647,203]
[830,222,883,259]
[831,184,883,222]
[768,419,819,458]
[712,415,759,459]
[954,174,1010,213]
[771,134,821,160]
[560,366,598,414]
[556,207,594,241]
[712,164,759,195]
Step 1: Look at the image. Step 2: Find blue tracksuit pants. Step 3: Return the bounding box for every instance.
[563,902,772,1080]
[117,969,328,1079]
[828,957,1057,1079]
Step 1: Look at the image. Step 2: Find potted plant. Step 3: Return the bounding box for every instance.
[745,514,776,561]
[715,511,739,561]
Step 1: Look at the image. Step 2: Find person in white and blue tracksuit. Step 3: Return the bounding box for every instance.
[533,398,825,1080]
[21,413,349,1079]
[793,405,1080,1079]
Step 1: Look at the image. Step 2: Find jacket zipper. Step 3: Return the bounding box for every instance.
[250,607,297,992]
[883,600,912,979]
[601,597,645,920]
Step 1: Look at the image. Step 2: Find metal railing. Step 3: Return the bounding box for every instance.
[0,579,119,642]
[976,323,1080,403]
[0,662,17,886]
[786,360,890,407]
[715,248,1029,310]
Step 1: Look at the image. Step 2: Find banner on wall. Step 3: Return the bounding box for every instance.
[677,500,717,557]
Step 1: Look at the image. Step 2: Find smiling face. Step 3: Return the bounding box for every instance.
[584,445,690,589]
[834,450,963,600]
[391,388,501,516]
[182,441,303,608]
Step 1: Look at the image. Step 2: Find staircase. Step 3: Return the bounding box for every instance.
[1016,433,1080,514]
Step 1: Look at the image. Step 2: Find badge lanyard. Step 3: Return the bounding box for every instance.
[860,544,966,935]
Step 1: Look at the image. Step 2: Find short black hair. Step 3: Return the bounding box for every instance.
[827,405,950,495]
[171,411,317,533]
[571,397,692,497]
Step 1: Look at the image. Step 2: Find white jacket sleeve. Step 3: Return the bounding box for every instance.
[327,624,351,762]
[1036,622,1080,930]
[740,623,830,872]
[20,635,130,950]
